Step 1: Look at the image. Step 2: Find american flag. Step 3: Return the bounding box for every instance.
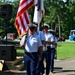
[14,0,35,36]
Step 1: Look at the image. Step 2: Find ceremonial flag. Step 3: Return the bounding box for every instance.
[14,0,35,36]
[33,0,45,29]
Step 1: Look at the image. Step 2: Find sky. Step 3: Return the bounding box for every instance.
[9,0,13,1]
[63,0,67,2]
[2,0,15,2]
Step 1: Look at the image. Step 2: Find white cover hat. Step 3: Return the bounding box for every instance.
[44,23,49,28]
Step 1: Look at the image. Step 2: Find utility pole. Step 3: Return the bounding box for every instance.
[57,14,61,37]
[4,0,5,2]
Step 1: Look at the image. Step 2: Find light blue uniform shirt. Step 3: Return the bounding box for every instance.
[43,32,54,51]
[50,36,57,48]
[20,33,42,52]
[44,32,54,47]
[36,30,45,42]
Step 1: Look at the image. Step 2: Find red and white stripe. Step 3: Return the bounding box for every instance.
[15,11,30,36]
[14,0,35,36]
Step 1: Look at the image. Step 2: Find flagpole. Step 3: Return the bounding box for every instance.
[38,0,40,31]
[38,23,40,30]
[38,0,44,31]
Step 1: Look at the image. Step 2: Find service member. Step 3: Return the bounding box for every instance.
[33,22,45,75]
[20,24,42,75]
[41,24,54,75]
[49,30,57,73]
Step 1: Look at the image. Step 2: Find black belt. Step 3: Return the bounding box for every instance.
[25,52,38,54]
[47,46,51,49]
[51,48,55,50]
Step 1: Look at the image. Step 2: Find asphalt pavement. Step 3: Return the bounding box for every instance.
[1,57,75,75]
[47,58,75,75]
[9,57,75,75]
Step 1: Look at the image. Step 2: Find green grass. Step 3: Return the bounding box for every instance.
[17,49,24,53]
[57,42,75,59]
[17,42,75,59]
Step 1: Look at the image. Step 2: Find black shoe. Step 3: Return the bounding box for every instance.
[40,73,44,75]
[51,71,55,74]
[51,70,54,73]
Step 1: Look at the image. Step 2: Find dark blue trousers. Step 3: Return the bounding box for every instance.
[50,48,55,72]
[40,47,51,75]
[23,53,39,75]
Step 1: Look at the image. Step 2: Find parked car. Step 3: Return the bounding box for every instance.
[14,36,22,42]
[69,30,75,41]
[3,33,17,40]
[57,37,65,42]
[4,36,13,40]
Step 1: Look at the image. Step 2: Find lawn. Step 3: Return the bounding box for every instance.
[17,41,75,59]
[57,42,75,59]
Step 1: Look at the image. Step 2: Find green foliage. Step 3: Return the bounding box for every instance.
[0,0,75,38]
[43,0,75,38]
[0,29,2,33]
[0,0,20,37]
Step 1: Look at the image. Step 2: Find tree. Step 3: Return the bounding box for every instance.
[0,0,19,37]
[1,0,75,38]
[43,0,75,38]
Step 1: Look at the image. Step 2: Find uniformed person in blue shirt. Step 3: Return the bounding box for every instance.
[33,22,45,45]
[49,30,57,73]
[41,24,54,75]
[20,24,42,75]
[33,22,45,75]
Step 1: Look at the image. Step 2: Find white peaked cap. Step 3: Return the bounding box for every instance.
[44,23,49,28]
